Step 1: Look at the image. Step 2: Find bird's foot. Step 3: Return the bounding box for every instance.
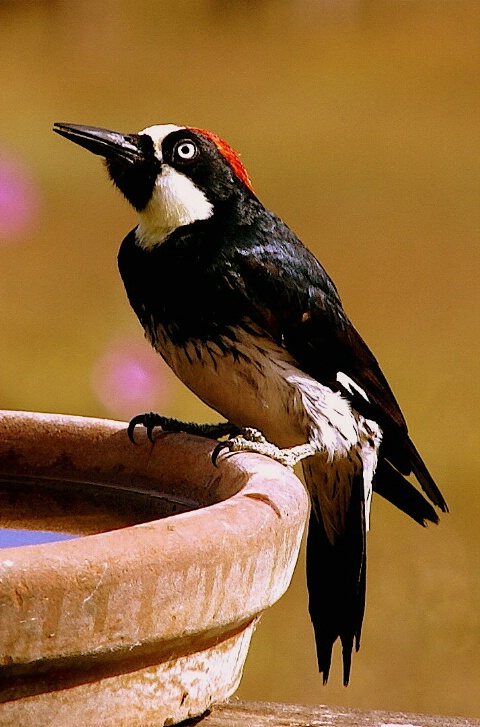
[212,427,317,468]
[127,412,240,444]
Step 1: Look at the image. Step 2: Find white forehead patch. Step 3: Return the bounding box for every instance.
[139,124,184,161]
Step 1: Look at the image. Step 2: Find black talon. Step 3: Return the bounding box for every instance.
[127,414,144,444]
[212,440,230,467]
[128,414,242,451]
[127,412,160,444]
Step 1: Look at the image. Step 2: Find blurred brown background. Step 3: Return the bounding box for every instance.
[0,0,479,719]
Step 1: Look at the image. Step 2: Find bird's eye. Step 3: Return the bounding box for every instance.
[174,140,198,161]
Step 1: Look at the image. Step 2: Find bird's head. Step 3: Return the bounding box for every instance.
[53,122,254,248]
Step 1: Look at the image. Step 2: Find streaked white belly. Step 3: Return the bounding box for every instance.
[152,325,360,456]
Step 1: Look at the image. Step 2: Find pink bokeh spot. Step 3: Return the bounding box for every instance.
[0,151,39,244]
[92,337,172,420]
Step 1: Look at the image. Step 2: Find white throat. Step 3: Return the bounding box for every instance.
[136,166,213,249]
[135,124,214,250]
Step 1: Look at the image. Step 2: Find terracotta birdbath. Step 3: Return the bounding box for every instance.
[0,410,308,727]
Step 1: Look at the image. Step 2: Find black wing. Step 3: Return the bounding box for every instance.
[228,214,447,516]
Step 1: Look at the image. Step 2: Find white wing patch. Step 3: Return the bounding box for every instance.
[336,371,369,402]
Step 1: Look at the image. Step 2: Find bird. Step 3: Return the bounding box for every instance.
[53,121,448,685]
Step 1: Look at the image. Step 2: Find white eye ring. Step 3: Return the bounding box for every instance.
[175,140,197,161]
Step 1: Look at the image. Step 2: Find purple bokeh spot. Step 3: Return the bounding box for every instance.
[92,337,172,420]
[0,151,39,244]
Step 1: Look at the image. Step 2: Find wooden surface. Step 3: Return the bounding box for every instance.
[190,699,480,727]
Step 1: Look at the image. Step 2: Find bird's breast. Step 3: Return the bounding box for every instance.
[151,322,361,456]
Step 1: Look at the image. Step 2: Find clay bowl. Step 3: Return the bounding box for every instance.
[0,410,308,727]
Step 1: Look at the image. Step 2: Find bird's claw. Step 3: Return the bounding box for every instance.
[212,440,229,467]
[127,413,240,446]
[127,412,160,444]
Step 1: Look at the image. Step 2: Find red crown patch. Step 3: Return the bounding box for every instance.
[188,128,253,193]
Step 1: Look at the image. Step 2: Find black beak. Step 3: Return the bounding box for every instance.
[53,123,146,164]
[53,122,160,211]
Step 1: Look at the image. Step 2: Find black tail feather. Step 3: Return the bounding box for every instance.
[306,474,366,686]
[374,458,440,526]
[406,437,448,513]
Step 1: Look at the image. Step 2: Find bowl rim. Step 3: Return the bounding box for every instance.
[0,410,308,669]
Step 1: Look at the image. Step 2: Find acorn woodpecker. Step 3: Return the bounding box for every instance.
[53,121,448,685]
